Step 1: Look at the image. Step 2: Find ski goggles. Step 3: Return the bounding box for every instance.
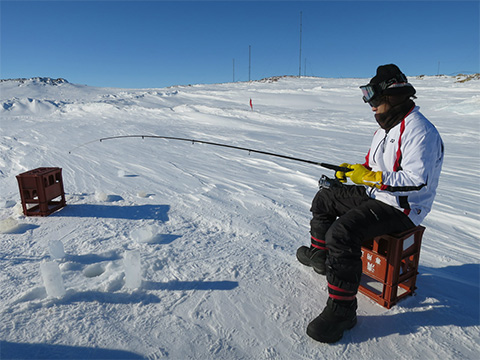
[360,84,377,103]
[360,84,384,107]
[360,73,409,106]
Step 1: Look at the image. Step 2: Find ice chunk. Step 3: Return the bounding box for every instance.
[48,240,65,259]
[40,261,66,298]
[117,169,126,177]
[123,250,142,289]
[137,191,148,198]
[95,190,108,202]
[0,217,18,233]
[130,225,156,243]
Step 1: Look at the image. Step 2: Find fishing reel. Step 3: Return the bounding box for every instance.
[317,163,350,189]
[318,174,344,190]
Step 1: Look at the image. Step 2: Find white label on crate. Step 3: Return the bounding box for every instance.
[403,235,415,250]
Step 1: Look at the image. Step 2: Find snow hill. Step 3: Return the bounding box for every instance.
[0,75,479,359]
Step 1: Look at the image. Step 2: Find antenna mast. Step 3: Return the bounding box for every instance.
[299,11,303,77]
[249,45,252,81]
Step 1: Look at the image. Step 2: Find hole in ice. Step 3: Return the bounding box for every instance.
[83,263,106,278]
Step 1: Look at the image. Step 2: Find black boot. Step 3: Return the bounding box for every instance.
[296,246,326,275]
[306,298,357,343]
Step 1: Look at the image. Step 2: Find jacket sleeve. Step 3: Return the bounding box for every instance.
[380,123,444,195]
[363,149,371,170]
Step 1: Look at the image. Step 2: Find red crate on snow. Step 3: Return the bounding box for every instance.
[16,167,66,216]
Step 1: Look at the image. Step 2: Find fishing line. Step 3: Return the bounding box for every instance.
[68,134,349,172]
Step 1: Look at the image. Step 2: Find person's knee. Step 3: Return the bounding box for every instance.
[310,188,332,212]
[325,219,364,258]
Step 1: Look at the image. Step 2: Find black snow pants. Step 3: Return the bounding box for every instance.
[310,184,415,302]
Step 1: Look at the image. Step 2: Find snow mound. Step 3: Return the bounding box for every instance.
[1,98,65,115]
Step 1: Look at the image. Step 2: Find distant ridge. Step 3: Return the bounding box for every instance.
[0,77,69,85]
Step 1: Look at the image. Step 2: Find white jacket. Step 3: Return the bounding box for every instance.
[364,106,444,225]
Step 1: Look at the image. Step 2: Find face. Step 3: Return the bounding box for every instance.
[371,100,391,114]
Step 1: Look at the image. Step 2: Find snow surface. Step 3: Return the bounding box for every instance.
[0,75,479,359]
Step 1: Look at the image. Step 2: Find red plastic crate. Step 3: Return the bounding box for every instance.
[16,167,66,216]
[359,226,425,309]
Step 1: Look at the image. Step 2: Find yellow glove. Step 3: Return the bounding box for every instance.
[335,163,351,183]
[345,164,383,188]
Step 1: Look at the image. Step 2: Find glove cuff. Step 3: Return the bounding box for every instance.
[363,170,383,188]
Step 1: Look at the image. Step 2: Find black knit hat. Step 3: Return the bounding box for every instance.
[369,64,416,97]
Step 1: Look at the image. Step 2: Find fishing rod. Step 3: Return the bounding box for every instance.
[69,134,351,173]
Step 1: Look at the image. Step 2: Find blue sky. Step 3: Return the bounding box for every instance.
[1,1,479,88]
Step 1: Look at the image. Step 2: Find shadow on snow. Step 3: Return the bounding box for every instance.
[143,280,239,291]
[347,263,480,343]
[53,204,170,221]
[0,341,144,359]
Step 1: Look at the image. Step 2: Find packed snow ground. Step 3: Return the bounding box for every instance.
[0,75,479,359]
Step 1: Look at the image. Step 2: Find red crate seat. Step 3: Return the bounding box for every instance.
[359,225,425,309]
